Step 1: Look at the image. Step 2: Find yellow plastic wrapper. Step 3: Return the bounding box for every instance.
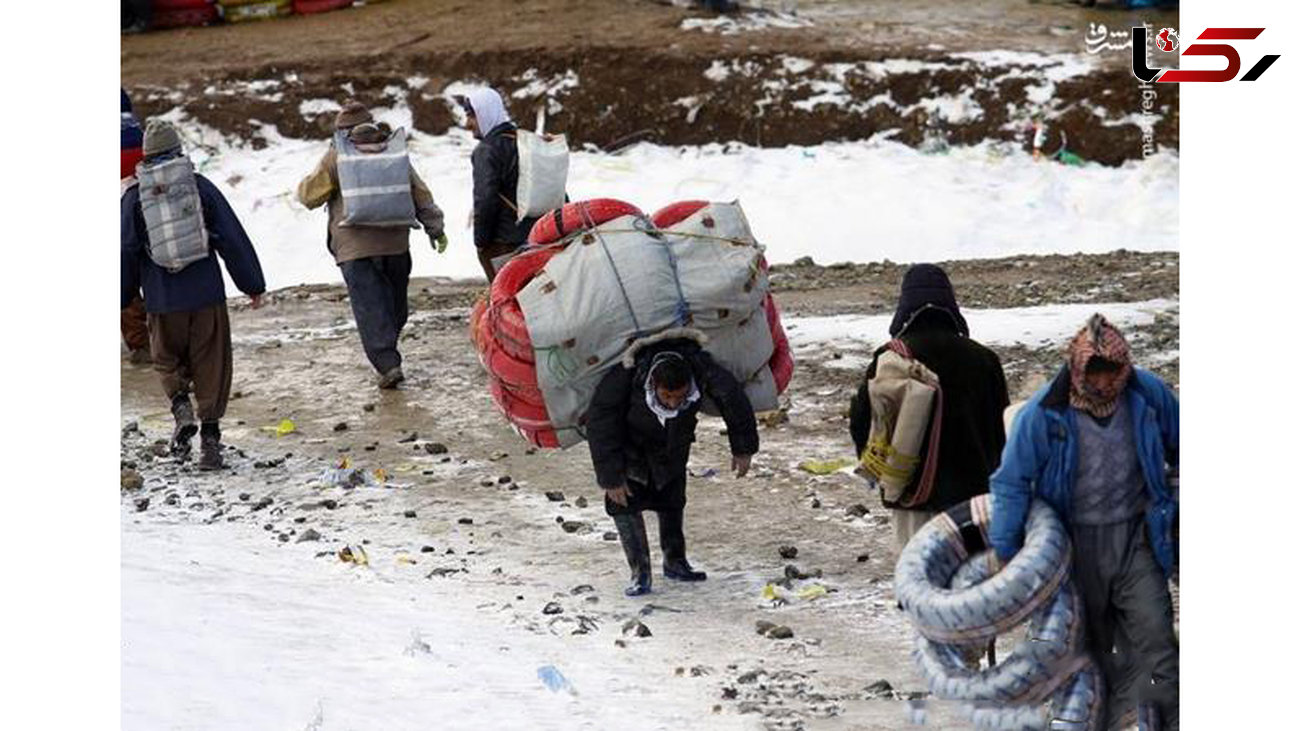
[338,545,369,566]
[261,418,297,437]
[797,584,829,601]
[797,457,856,475]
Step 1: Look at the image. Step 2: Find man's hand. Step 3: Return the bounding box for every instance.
[249,293,265,310]
[731,454,753,478]
[606,484,632,507]
[430,232,449,254]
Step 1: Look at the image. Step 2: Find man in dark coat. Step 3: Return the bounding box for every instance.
[122,120,267,470]
[587,332,760,596]
[849,264,1009,548]
[459,88,541,282]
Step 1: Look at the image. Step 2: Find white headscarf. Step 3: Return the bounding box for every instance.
[643,353,701,426]
[465,87,512,138]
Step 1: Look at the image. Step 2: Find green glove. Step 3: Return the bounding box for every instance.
[430,232,449,254]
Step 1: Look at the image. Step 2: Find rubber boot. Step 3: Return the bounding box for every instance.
[659,509,706,581]
[197,421,224,471]
[169,393,198,458]
[612,513,652,596]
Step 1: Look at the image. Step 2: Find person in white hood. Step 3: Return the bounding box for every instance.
[457,88,538,282]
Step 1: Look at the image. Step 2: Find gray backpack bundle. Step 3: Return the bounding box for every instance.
[333,127,421,228]
[136,156,210,273]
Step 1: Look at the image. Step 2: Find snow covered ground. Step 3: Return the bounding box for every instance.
[156,113,1178,295]
[122,516,737,731]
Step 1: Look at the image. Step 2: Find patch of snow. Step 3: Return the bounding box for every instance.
[406,75,430,90]
[298,99,343,119]
[512,69,580,100]
[781,56,816,75]
[681,12,813,35]
[787,300,1178,352]
[156,115,1178,293]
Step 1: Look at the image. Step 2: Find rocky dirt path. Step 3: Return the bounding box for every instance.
[121,253,1176,730]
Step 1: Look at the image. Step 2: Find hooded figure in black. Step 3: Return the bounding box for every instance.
[459,88,540,282]
[848,264,1010,548]
[587,331,760,596]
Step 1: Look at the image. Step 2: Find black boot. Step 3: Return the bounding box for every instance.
[612,513,652,596]
[169,393,198,458]
[197,421,223,471]
[659,509,707,581]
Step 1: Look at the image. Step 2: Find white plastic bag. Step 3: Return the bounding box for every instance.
[515,130,569,221]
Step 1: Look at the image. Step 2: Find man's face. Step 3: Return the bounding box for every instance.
[655,383,691,410]
[1084,369,1124,396]
[465,111,479,138]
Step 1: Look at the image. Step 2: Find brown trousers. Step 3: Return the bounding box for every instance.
[148,302,233,422]
[121,296,150,351]
[476,242,520,283]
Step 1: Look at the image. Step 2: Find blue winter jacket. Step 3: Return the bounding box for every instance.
[989,366,1179,576]
[121,172,266,314]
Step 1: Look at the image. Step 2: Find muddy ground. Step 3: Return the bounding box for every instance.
[121,252,1178,730]
[122,0,1179,164]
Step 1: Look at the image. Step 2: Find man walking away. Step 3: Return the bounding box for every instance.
[121,88,150,365]
[297,103,447,389]
[121,119,267,469]
[459,89,541,283]
[989,314,1179,729]
[587,333,759,596]
[849,264,1009,549]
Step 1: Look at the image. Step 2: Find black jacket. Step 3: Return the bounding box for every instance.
[588,339,759,491]
[849,267,1008,512]
[471,122,539,248]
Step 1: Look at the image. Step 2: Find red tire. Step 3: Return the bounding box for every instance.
[764,294,794,394]
[121,148,144,180]
[152,0,212,9]
[650,200,709,229]
[483,336,542,396]
[292,0,352,12]
[490,379,551,430]
[150,6,218,27]
[490,245,559,305]
[490,298,534,364]
[527,198,643,245]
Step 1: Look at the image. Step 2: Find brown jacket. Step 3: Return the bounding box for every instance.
[297,146,446,265]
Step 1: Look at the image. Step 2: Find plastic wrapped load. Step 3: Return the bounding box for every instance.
[473,199,646,448]
[473,198,792,449]
[650,200,794,394]
[218,0,291,22]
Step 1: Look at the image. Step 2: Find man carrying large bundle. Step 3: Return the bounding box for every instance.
[121,119,267,470]
[297,102,447,389]
[587,332,759,596]
[459,89,561,283]
[849,264,1009,549]
[121,88,150,365]
[989,314,1179,729]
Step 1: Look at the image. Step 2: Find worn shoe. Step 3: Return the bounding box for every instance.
[197,423,223,471]
[169,395,198,458]
[658,509,706,581]
[664,559,707,582]
[613,513,653,597]
[377,366,405,390]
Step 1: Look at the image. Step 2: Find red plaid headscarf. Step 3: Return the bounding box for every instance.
[1067,314,1132,418]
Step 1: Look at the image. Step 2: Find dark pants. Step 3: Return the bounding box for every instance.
[339,253,412,374]
[476,242,520,283]
[1072,518,1179,730]
[604,474,687,516]
[122,295,150,351]
[148,302,232,422]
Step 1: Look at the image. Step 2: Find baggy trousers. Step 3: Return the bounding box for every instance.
[147,302,233,422]
[1072,517,1179,730]
[122,295,150,351]
[605,475,690,564]
[339,253,412,374]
